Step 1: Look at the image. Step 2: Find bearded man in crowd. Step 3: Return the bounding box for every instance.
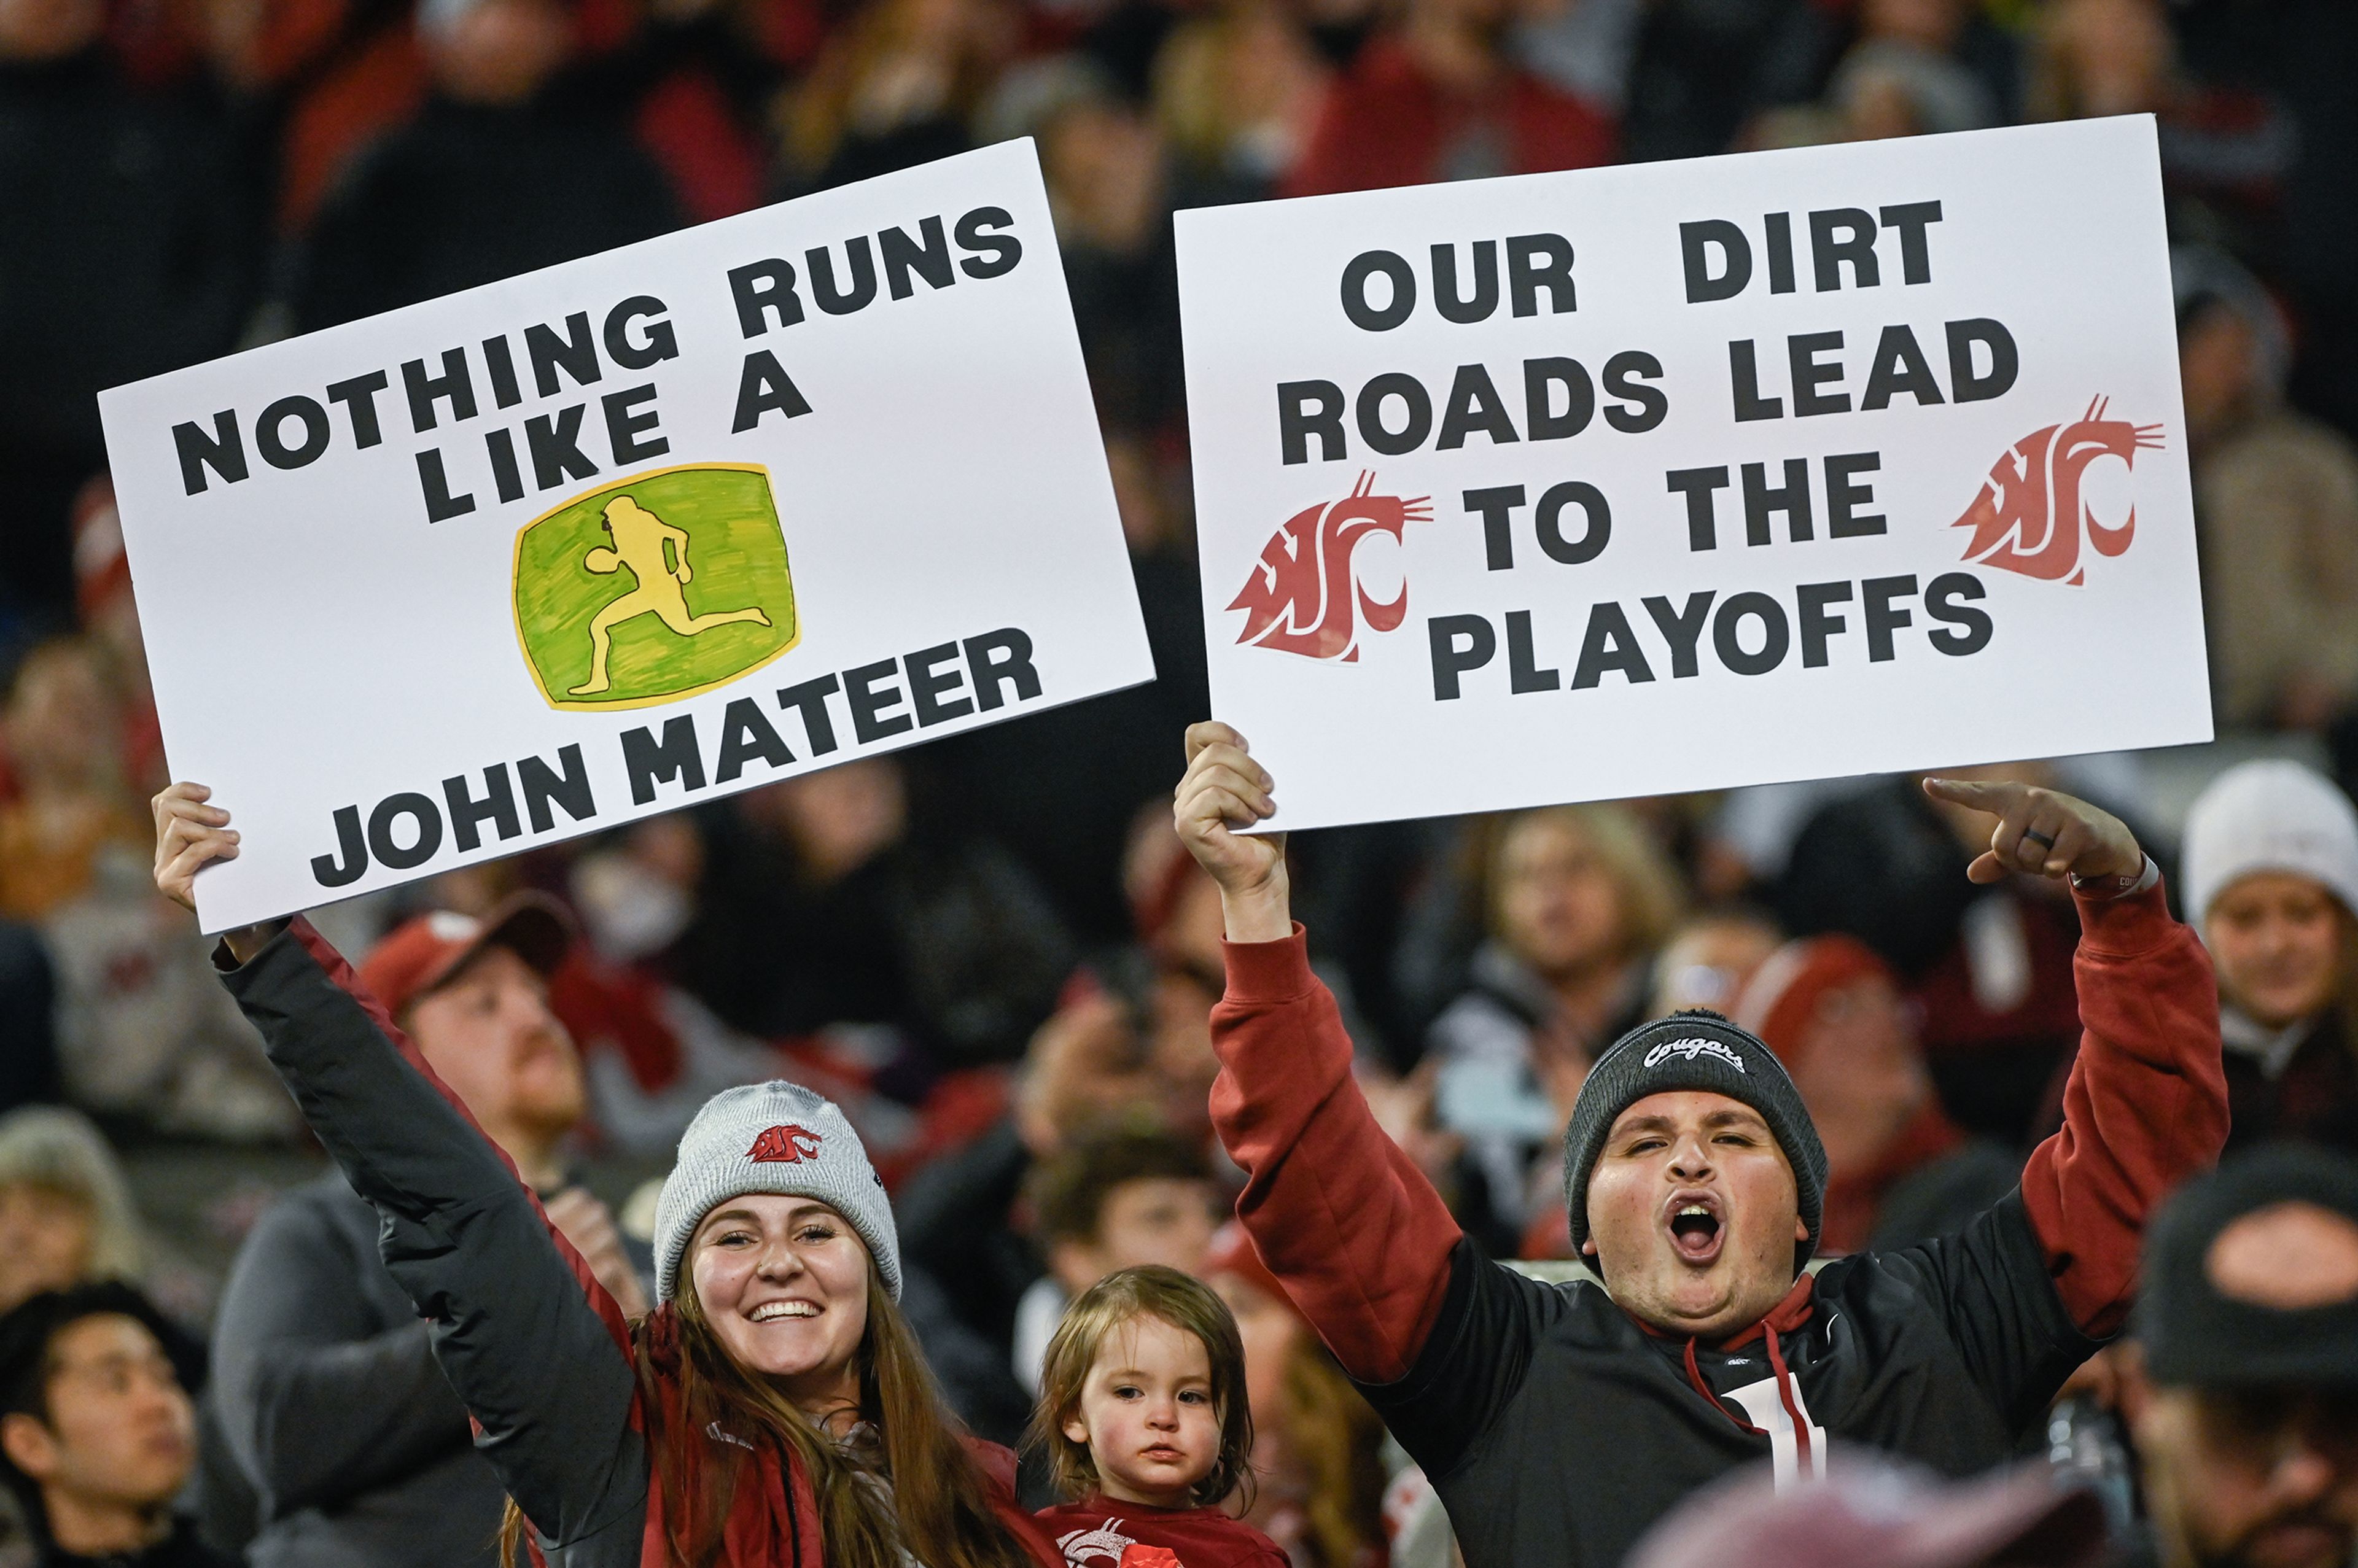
[2116,1144,2358,1568]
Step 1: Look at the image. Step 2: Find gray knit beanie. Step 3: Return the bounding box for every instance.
[652,1081,901,1303]
[1562,1011,1827,1273]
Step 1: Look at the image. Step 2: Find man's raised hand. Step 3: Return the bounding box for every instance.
[1921,776,2144,886]
[1175,721,1291,942]
[152,782,238,915]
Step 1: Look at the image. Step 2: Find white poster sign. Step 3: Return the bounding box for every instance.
[103,140,1153,931]
[1178,117,2207,833]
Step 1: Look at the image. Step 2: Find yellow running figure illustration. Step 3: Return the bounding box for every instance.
[567,494,771,696]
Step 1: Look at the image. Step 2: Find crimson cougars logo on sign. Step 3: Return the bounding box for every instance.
[1953,397,2164,586]
[747,1124,823,1163]
[1229,472,1431,662]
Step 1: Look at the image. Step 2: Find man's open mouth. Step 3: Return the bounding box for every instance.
[1665,1192,1725,1265]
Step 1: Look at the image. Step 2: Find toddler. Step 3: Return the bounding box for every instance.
[1032,1265,1288,1568]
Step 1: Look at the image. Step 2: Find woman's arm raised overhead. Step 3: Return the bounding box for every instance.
[154,783,651,1552]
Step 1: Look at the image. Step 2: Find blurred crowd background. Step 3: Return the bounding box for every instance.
[4,0,2358,1558]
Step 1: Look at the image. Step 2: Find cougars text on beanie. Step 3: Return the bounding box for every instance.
[652,1081,901,1303]
[1562,1011,1828,1271]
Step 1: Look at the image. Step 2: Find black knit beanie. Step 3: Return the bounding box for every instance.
[1562,1010,1829,1273]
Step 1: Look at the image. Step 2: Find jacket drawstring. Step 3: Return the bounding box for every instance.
[1681,1335,1767,1436]
[1664,1275,1820,1477]
[1762,1324,1817,1478]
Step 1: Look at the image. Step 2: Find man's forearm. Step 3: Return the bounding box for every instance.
[231,1322,471,1508]
[1210,927,1461,1383]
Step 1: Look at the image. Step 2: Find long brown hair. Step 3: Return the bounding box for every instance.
[1029,1265,1255,1509]
[1276,1343,1386,1568]
[500,1262,1036,1568]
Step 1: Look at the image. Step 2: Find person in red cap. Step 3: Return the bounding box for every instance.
[1729,935,2021,1256]
[1174,720,2226,1568]
[206,893,647,1568]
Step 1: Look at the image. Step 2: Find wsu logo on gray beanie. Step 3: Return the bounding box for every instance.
[652,1081,901,1303]
[1560,1011,1827,1271]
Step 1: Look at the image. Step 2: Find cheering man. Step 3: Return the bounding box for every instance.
[1175,722,2227,1568]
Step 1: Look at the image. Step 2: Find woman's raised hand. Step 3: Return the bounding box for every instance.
[152,782,238,915]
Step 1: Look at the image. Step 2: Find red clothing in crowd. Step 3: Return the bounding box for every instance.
[1283,38,1615,198]
[1205,877,2225,1568]
[1036,1497,1290,1568]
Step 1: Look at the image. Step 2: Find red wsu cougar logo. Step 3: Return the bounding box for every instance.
[1229,472,1431,662]
[1953,397,2165,585]
[747,1124,823,1163]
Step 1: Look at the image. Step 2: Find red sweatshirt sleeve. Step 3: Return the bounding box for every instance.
[1208,926,1461,1383]
[2020,877,2228,1337]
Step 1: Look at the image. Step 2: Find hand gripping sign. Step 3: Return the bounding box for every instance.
[102,141,1152,930]
[1177,117,2208,832]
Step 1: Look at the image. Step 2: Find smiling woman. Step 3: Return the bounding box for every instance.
[145,782,1060,1568]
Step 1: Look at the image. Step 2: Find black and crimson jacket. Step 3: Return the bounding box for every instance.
[1208,878,2226,1568]
[214,918,1060,1568]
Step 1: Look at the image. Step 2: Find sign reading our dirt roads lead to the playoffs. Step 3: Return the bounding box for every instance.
[1178,116,2210,833]
[102,139,1153,931]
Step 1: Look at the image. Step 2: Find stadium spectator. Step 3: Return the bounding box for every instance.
[1821,0,2018,142]
[0,1109,147,1320]
[1283,0,1616,195]
[776,0,1011,192]
[1425,803,1684,1241]
[0,1283,228,1567]
[1177,720,2225,1568]
[1648,909,1781,1018]
[2114,1144,2358,1568]
[1730,937,2019,1253]
[2181,761,2358,1156]
[1201,1227,1388,1568]
[0,641,144,923]
[2173,249,2358,732]
[1030,1265,1280,1566]
[155,783,1061,1568]
[1014,1125,1221,1392]
[208,895,647,1568]
[289,0,684,332]
[1153,2,1330,206]
[2028,0,2291,231]
[1,640,287,1141]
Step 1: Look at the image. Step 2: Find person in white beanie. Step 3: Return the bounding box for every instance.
[2181,758,2358,1154]
[147,783,1061,1568]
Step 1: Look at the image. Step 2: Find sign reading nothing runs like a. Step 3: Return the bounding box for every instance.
[103,139,1153,931]
[1178,116,2209,833]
